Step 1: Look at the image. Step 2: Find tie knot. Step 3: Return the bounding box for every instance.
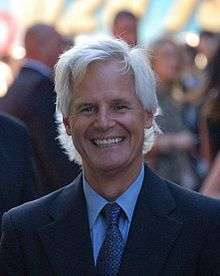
[102,202,121,226]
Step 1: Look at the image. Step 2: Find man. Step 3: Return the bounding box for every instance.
[112,10,138,46]
[0,24,80,194]
[1,37,220,275]
[0,113,39,231]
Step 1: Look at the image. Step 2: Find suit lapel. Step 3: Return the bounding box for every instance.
[0,141,9,163]
[38,176,96,275]
[0,144,10,183]
[37,167,183,275]
[120,166,183,276]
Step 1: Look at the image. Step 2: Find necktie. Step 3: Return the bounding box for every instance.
[96,202,125,276]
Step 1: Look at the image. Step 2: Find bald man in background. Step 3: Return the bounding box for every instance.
[0,24,80,195]
[112,10,139,46]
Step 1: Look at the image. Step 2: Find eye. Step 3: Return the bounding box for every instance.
[113,104,129,112]
[79,104,95,114]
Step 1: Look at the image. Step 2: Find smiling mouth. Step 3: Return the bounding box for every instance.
[91,137,124,147]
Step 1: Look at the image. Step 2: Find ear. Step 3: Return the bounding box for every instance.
[63,116,72,136]
[144,111,153,129]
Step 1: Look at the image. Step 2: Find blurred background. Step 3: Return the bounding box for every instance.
[0,0,220,95]
[1,1,220,49]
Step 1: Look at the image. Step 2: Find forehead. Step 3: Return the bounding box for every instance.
[72,59,137,103]
[79,59,134,87]
[86,58,126,74]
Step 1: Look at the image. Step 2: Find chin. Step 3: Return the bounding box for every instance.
[94,157,131,173]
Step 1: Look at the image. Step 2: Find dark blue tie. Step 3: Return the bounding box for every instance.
[96,203,125,276]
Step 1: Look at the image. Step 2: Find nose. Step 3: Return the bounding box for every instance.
[94,108,115,131]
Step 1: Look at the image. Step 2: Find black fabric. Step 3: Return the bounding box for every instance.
[0,112,39,232]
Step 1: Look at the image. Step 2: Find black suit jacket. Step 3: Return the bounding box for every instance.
[0,113,38,229]
[0,65,80,194]
[1,165,220,275]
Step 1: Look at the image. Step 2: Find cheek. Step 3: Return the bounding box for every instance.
[70,121,84,150]
[70,120,82,136]
[70,118,91,143]
[117,113,146,133]
[63,117,72,136]
[64,116,83,137]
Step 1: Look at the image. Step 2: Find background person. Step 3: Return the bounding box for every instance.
[0,23,80,194]
[146,36,197,189]
[198,43,220,167]
[198,43,220,197]
[112,10,138,46]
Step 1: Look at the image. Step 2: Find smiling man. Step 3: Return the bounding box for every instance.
[63,58,152,201]
[1,37,220,276]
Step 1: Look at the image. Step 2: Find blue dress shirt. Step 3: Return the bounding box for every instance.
[83,165,144,263]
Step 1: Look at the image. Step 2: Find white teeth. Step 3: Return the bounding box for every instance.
[93,137,122,146]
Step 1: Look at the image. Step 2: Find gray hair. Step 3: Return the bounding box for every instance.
[55,35,160,165]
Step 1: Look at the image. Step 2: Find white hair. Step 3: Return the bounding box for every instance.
[55,35,160,165]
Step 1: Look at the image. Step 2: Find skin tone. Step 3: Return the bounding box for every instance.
[112,16,138,46]
[153,42,181,86]
[25,24,64,68]
[64,59,152,201]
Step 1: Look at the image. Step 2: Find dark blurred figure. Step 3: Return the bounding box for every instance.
[179,32,220,184]
[197,30,219,65]
[147,36,197,189]
[0,23,80,194]
[199,42,220,170]
[0,113,39,230]
[180,44,202,130]
[199,43,220,198]
[112,10,138,46]
[201,152,220,199]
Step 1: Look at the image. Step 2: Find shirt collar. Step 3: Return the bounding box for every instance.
[116,165,144,222]
[83,164,145,229]
[23,58,52,77]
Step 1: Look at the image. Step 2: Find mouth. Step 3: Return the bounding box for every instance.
[91,137,124,147]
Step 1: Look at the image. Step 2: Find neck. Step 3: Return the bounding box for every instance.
[83,162,143,201]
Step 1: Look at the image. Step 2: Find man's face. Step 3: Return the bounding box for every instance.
[64,59,152,176]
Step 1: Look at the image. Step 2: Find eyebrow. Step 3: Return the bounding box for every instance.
[71,102,94,110]
[71,96,133,110]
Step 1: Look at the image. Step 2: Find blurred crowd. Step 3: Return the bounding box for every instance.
[147,30,220,195]
[0,10,219,226]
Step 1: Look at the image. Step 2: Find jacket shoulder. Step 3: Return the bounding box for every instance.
[166,180,220,223]
[2,177,81,231]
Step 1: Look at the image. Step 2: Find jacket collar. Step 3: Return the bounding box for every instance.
[38,174,96,275]
[38,166,183,275]
[119,166,183,275]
